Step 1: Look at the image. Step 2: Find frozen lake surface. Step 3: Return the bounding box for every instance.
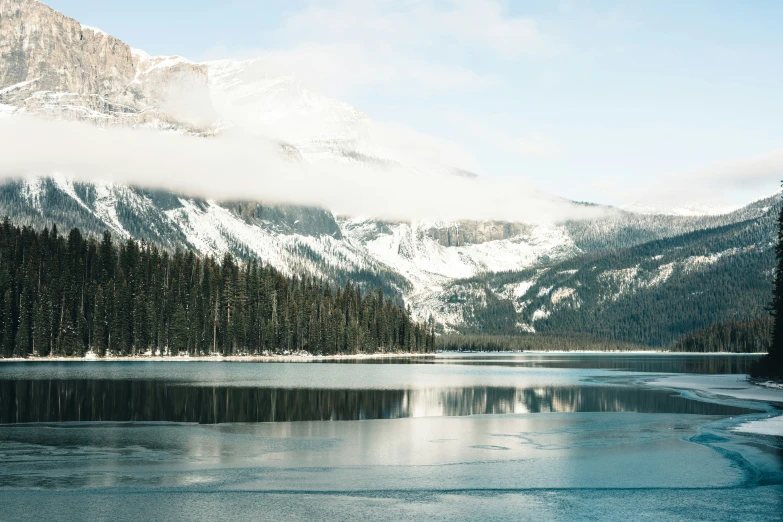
[0,354,780,520]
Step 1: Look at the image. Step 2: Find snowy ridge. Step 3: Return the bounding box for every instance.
[341,219,578,292]
[0,174,778,333]
[621,201,742,217]
[164,198,378,282]
[0,175,589,328]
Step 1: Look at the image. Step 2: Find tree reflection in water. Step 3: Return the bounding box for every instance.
[0,380,759,424]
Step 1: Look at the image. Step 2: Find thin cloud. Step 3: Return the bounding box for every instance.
[0,114,609,223]
[282,0,548,58]
[446,111,562,159]
[608,150,783,209]
[205,0,542,98]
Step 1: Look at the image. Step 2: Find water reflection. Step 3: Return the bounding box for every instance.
[0,380,758,424]
[342,354,764,374]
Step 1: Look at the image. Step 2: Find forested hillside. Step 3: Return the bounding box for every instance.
[0,222,434,358]
[447,201,780,347]
[670,317,772,353]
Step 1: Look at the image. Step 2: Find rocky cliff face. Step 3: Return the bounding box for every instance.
[425,221,530,247]
[0,0,135,99]
[0,0,212,129]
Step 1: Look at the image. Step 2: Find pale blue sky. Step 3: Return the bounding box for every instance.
[45,0,783,206]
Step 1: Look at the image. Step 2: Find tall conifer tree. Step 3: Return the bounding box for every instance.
[762,193,783,377]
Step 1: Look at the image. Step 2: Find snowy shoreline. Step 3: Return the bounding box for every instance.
[646,374,783,436]
[0,351,767,362]
[0,352,437,363]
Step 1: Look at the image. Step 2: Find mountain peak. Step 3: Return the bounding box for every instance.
[0,0,213,131]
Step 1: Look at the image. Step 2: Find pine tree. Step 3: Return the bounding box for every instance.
[15,290,31,358]
[171,303,188,354]
[94,286,106,356]
[2,290,14,357]
[33,299,47,356]
[58,308,78,356]
[758,192,783,378]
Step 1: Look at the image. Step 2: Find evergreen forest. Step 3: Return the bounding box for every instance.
[0,222,435,358]
[753,200,783,378]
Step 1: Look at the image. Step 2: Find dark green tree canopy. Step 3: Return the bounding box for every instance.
[0,221,435,358]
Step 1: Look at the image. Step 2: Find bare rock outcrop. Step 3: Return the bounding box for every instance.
[0,0,213,130]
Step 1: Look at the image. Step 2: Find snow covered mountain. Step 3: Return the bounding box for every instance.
[0,0,780,339]
[206,59,371,161]
[438,199,782,345]
[1,175,777,332]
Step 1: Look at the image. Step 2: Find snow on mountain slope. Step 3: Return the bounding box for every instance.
[621,201,742,216]
[340,218,578,291]
[336,218,579,325]
[3,172,780,331]
[207,59,371,161]
[164,197,381,282]
[205,58,465,174]
[0,174,588,326]
[429,201,782,338]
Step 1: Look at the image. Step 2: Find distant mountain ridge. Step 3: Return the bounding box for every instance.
[0,175,778,340]
[442,200,780,345]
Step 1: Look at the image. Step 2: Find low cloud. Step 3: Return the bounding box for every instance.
[611,150,783,210]
[0,114,608,223]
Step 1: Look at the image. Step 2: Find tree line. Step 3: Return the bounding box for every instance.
[670,317,772,353]
[755,195,783,378]
[437,333,649,352]
[0,222,435,358]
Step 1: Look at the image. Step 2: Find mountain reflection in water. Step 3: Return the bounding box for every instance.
[0,380,758,424]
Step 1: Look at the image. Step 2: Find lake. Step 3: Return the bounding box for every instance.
[0,354,780,521]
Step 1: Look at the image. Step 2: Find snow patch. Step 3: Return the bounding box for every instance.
[680,247,746,273]
[21,176,44,211]
[550,287,575,304]
[532,308,550,321]
[733,415,783,436]
[537,286,553,297]
[92,182,132,238]
[648,374,783,402]
[0,103,18,117]
[511,281,535,299]
[50,173,92,212]
[598,266,640,301]
[647,262,675,287]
